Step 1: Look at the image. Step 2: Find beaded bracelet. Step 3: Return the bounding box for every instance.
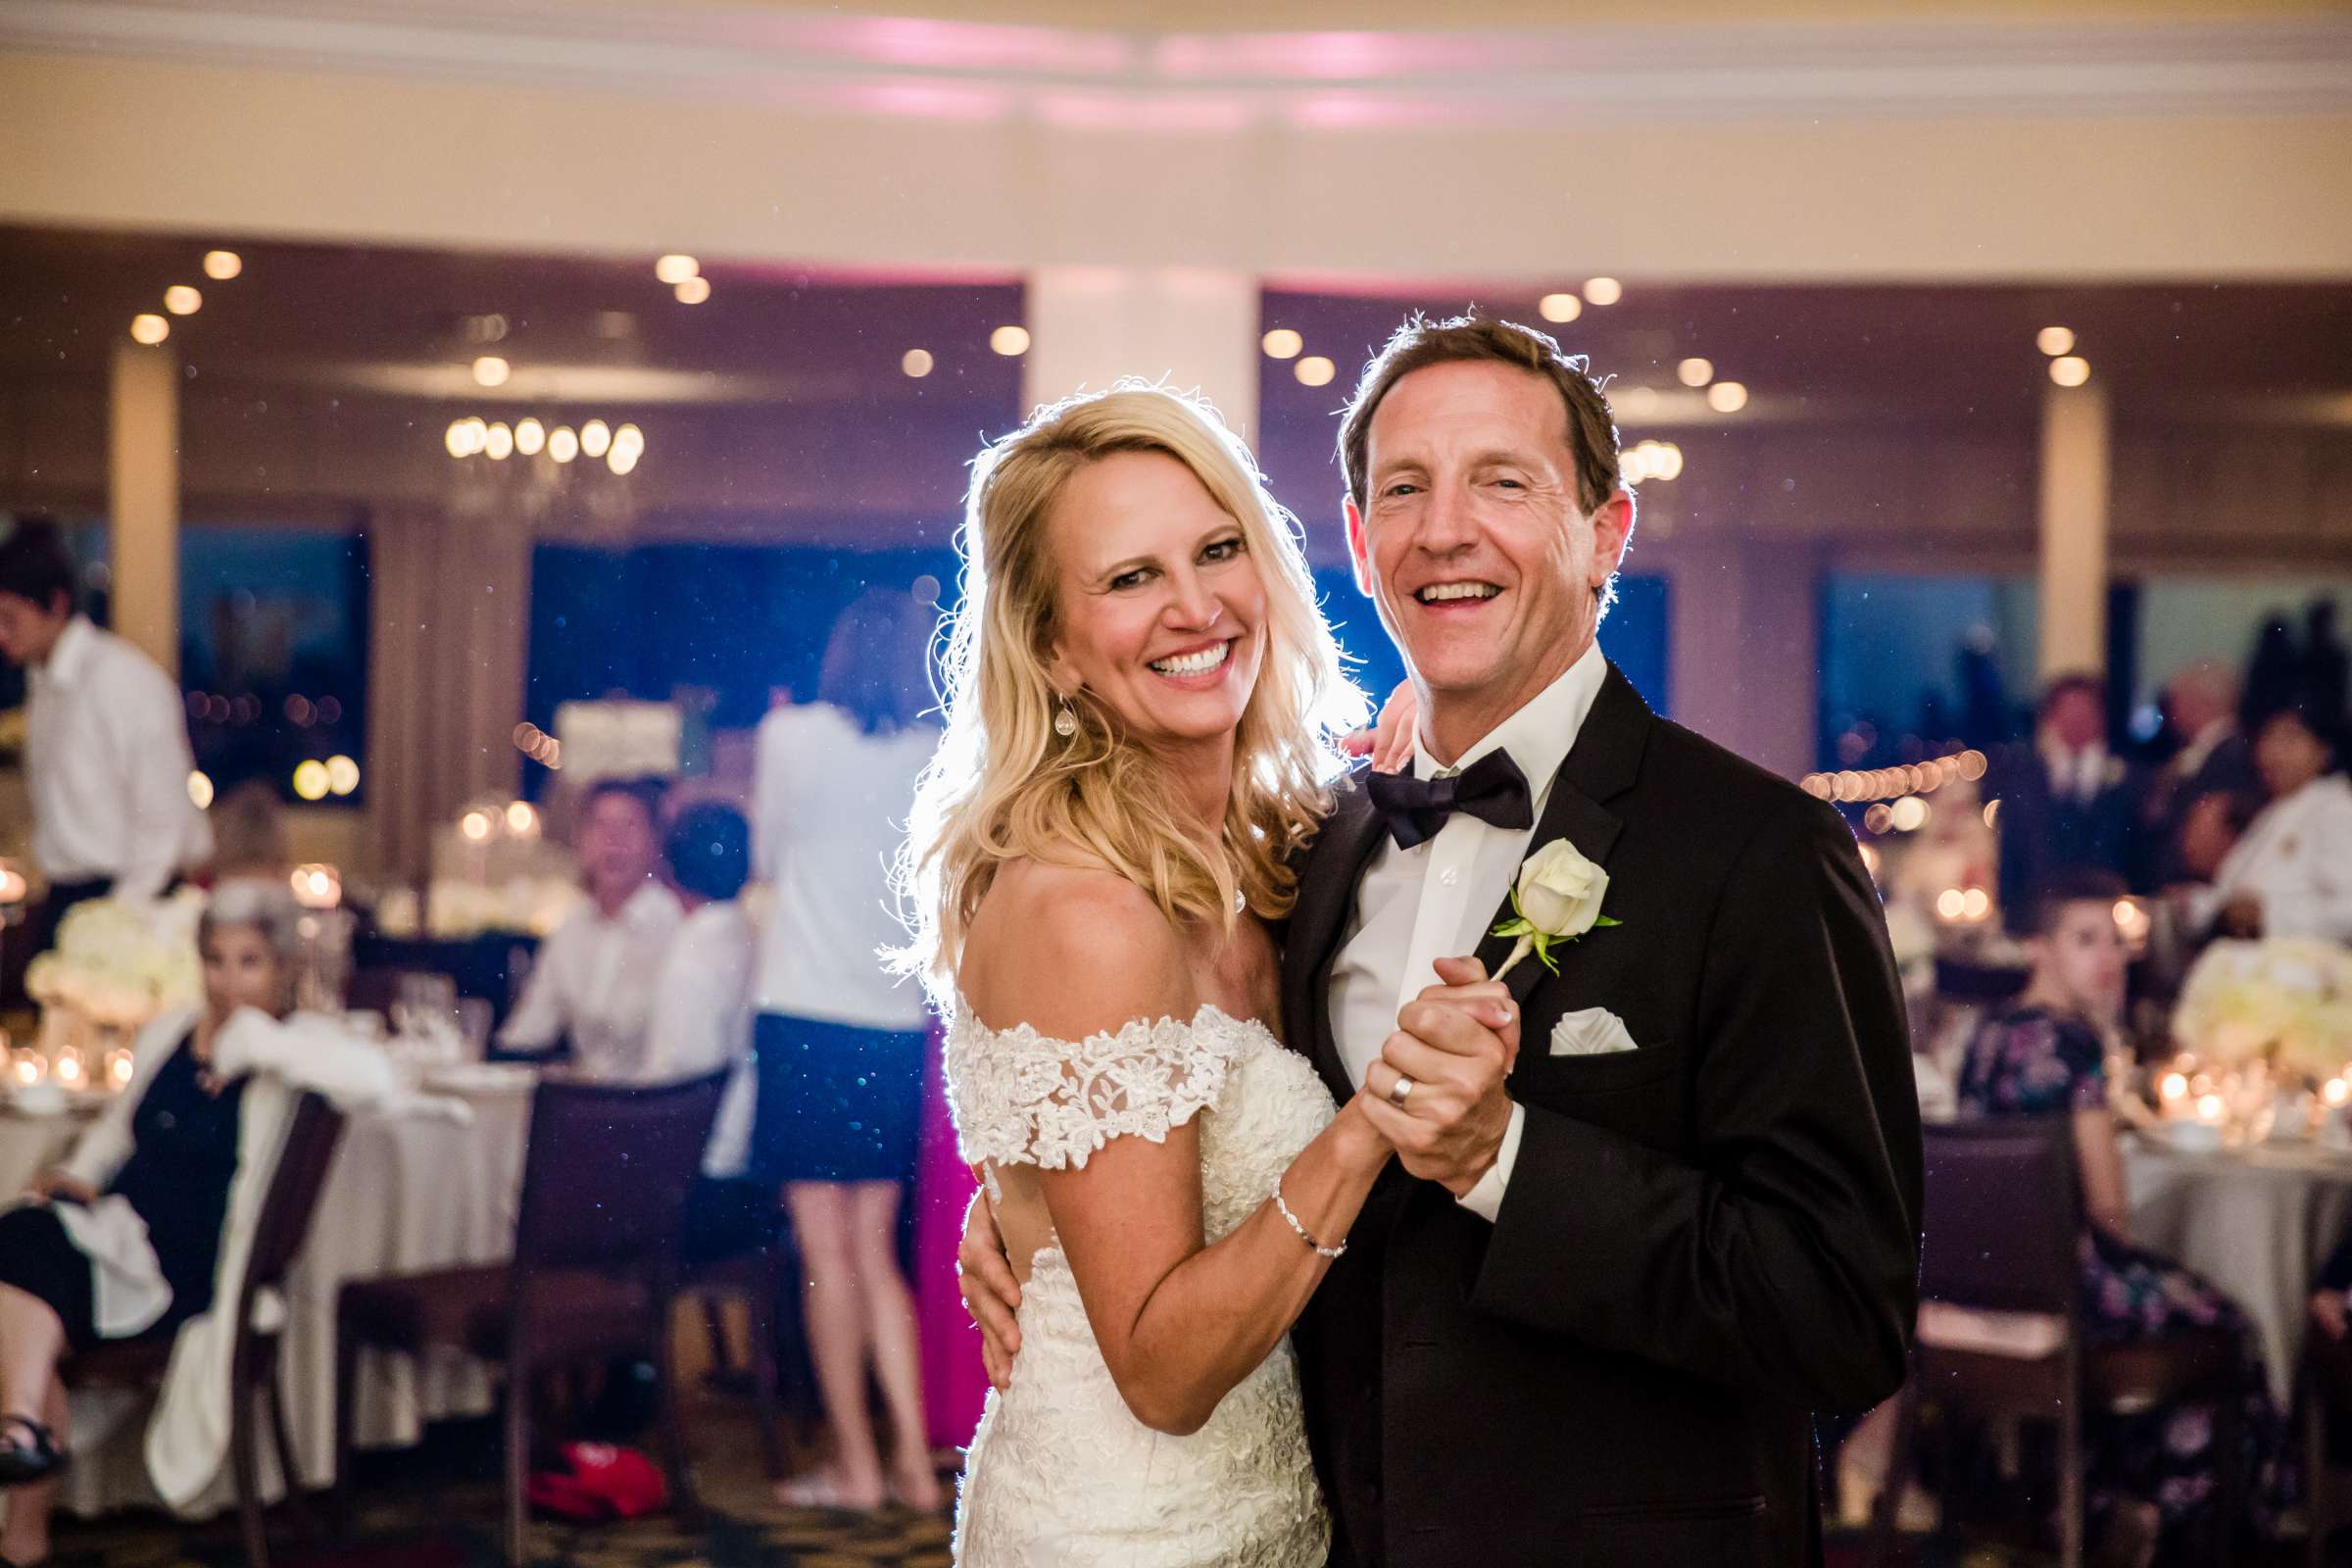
[1272,1179,1347,1259]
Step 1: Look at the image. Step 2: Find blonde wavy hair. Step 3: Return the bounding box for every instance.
[893,383,1363,1004]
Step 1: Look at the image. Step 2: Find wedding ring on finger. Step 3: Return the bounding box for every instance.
[1387,1073,1415,1108]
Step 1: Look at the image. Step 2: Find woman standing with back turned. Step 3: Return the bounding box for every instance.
[751,586,945,1510]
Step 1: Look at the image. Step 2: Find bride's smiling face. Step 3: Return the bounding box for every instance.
[1043,449,1268,757]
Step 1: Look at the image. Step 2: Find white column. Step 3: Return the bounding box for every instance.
[2036,381,2111,679]
[109,339,180,675]
[1023,267,1260,442]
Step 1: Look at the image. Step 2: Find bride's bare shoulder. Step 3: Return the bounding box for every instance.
[961,859,1193,1040]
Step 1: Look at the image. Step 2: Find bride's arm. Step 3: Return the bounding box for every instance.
[982,873,1390,1438]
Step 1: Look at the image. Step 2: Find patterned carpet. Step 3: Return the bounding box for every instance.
[44,1405,956,1568]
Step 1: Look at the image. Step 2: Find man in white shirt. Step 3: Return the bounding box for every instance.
[495,776,683,1076]
[0,518,213,956]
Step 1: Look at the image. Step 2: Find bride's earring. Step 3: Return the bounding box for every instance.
[1054,694,1078,738]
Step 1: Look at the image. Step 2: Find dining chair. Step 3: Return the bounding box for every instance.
[2302,1319,2352,1567]
[333,1069,725,1567]
[64,1092,348,1568]
[1867,1116,2245,1568]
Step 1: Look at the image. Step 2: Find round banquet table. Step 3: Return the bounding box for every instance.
[2125,1133,2352,1406]
[0,1077,532,1520]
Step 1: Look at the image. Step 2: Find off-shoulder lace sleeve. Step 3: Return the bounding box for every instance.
[946,1004,1254,1171]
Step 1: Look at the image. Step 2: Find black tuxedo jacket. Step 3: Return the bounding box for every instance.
[1279,665,1922,1568]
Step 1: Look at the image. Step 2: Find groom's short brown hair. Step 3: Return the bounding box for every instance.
[1337,314,1621,513]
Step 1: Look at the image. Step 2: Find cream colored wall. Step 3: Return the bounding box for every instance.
[4,51,2349,285]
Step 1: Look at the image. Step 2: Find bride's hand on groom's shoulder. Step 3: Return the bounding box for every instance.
[1358,956,1520,1196]
[1338,680,1419,774]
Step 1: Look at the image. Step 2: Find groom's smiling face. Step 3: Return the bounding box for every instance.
[1348,360,1632,758]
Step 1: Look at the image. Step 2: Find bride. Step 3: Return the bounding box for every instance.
[895,385,1392,1565]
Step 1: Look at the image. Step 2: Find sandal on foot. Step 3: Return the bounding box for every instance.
[0,1414,67,1488]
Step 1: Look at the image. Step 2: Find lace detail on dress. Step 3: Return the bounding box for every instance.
[945,1001,1338,1567]
[945,1004,1254,1172]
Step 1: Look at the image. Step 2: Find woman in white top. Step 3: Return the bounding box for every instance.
[2193,703,2352,943]
[751,587,944,1510]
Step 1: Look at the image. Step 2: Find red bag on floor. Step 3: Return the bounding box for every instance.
[526,1442,670,1520]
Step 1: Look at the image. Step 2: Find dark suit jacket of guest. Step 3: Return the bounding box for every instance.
[1280,665,1923,1568]
[1992,740,2146,929]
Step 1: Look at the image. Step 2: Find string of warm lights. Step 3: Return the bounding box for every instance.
[513,722,563,769]
[1801,748,1988,806]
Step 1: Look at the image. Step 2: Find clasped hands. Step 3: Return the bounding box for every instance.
[956,955,1519,1390]
[1355,955,1521,1198]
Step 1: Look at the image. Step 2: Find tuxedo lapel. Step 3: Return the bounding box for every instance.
[1290,774,1387,1104]
[1472,664,1652,1006]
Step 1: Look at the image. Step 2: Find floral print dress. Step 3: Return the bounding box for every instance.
[1957,1005,2286,1552]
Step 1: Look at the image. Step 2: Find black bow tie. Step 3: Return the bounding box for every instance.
[1367,750,1534,851]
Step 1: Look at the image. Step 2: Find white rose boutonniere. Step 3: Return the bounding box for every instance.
[1491,838,1618,980]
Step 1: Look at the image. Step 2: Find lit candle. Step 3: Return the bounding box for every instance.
[106,1049,134,1090]
[54,1049,85,1088]
[2196,1093,2226,1124]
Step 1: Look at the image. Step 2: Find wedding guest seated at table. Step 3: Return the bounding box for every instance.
[635,802,768,1266]
[0,883,401,1568]
[494,776,683,1077]
[2187,700,2352,943]
[1958,869,2284,1564]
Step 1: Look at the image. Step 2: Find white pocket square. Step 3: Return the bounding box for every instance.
[1548,1006,1640,1057]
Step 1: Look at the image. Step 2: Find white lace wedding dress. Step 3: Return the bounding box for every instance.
[945,1002,1336,1567]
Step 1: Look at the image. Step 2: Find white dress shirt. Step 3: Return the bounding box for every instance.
[1327,641,1610,1223]
[2194,774,2352,943]
[638,900,759,1180]
[2041,740,2116,806]
[25,615,214,898]
[751,702,936,1030]
[496,880,684,1078]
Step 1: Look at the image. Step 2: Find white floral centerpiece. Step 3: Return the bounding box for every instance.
[21,889,205,1088]
[2164,938,2352,1143]
[2174,938,2352,1083]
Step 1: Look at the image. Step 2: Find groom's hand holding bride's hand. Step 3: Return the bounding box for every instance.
[1359,956,1519,1196]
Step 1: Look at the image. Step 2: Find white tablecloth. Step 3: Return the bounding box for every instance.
[0,1082,532,1518]
[2125,1136,2352,1404]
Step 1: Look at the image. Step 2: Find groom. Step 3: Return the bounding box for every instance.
[969,315,1922,1566]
